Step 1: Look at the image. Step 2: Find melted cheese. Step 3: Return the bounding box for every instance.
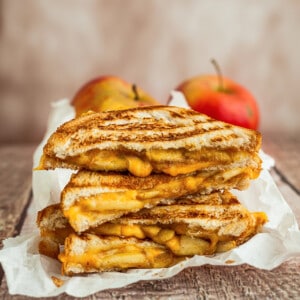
[61,148,258,177]
[63,165,257,232]
[126,156,153,177]
[89,224,220,256]
[59,235,175,274]
[156,161,217,176]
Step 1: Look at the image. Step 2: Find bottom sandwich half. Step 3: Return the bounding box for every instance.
[37,191,267,275]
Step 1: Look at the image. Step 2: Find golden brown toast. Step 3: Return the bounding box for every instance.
[37,203,74,258]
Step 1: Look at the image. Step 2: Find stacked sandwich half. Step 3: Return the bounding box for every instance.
[36,106,267,275]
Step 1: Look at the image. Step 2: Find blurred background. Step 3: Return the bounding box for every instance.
[0,0,299,144]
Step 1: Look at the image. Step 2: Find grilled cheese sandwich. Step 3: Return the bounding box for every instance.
[36,106,262,177]
[61,167,258,232]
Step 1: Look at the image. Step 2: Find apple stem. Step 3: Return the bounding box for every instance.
[132,84,139,101]
[211,59,224,91]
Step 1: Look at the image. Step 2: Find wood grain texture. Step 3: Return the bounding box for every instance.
[0,144,35,289]
[263,132,300,193]
[0,137,300,299]
[1,259,300,299]
[0,145,35,247]
[270,169,300,226]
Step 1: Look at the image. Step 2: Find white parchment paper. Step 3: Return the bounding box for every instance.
[1,92,300,298]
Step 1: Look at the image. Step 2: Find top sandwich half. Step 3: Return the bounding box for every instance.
[36,106,262,177]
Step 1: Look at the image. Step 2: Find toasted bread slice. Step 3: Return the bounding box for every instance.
[37,106,262,177]
[37,203,74,258]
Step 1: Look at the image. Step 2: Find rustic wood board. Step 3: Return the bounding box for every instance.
[0,145,34,291]
[0,145,34,244]
[263,132,300,194]
[1,258,300,299]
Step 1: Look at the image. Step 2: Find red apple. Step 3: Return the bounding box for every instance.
[174,63,260,130]
[72,75,160,116]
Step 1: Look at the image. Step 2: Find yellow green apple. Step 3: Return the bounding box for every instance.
[72,75,160,116]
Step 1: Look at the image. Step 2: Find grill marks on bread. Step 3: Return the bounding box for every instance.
[44,106,261,158]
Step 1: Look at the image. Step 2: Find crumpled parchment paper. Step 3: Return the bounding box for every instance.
[1,92,300,298]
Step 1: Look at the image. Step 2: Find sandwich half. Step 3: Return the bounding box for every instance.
[60,168,260,232]
[36,106,262,178]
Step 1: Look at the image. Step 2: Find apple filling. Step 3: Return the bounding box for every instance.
[61,166,258,232]
[39,148,261,178]
[59,234,176,275]
[38,198,267,261]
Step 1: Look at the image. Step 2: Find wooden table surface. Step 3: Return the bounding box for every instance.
[0,132,300,299]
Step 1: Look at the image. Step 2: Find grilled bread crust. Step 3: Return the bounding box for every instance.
[44,106,261,154]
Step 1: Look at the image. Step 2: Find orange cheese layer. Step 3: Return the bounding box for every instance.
[39,148,261,177]
[62,166,260,232]
[58,235,175,274]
